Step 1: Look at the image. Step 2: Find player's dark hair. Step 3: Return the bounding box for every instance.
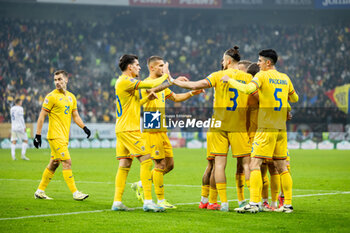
[119,54,138,71]
[238,60,252,69]
[147,56,163,66]
[247,63,260,77]
[224,46,240,62]
[259,49,278,65]
[54,70,68,77]
[15,98,21,104]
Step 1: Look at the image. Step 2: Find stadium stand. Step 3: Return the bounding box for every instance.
[0,10,349,126]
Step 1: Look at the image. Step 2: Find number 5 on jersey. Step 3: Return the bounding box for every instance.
[274,88,282,111]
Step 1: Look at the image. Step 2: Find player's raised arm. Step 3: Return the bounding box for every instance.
[140,91,158,105]
[173,79,210,90]
[168,89,205,102]
[148,76,189,94]
[221,75,257,94]
[173,69,224,90]
[136,73,169,90]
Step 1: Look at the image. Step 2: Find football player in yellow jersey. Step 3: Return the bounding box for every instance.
[246,63,294,211]
[173,46,253,211]
[222,49,299,213]
[131,56,203,209]
[244,63,273,211]
[112,54,178,212]
[33,70,91,201]
[234,60,255,208]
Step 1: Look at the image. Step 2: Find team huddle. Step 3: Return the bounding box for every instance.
[31,46,298,213]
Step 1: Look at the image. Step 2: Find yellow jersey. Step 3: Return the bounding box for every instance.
[205,68,252,132]
[141,77,173,132]
[251,69,295,130]
[247,90,259,137]
[115,74,142,133]
[42,89,77,142]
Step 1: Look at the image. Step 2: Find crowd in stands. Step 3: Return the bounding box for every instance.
[1,16,349,125]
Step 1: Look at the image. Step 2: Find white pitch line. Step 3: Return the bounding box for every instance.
[291,192,350,197]
[0,179,344,193]
[0,210,107,221]
[0,191,350,221]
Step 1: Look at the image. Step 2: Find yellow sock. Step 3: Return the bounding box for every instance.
[216,183,227,203]
[62,169,78,193]
[113,166,130,202]
[246,179,250,190]
[153,168,164,201]
[38,168,54,191]
[236,173,245,202]
[261,173,269,200]
[270,174,280,202]
[151,169,154,182]
[140,159,153,201]
[201,185,209,198]
[250,170,262,204]
[280,171,293,205]
[209,187,218,204]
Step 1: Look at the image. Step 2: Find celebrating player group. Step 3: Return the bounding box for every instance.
[32,46,298,214]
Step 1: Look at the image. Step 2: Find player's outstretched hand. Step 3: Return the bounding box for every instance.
[163,62,170,75]
[191,89,205,96]
[83,126,91,138]
[33,134,42,149]
[176,76,189,82]
[220,75,230,83]
[147,91,158,100]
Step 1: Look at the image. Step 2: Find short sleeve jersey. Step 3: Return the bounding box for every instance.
[115,74,142,133]
[251,69,295,130]
[141,77,173,132]
[42,89,77,142]
[205,68,252,132]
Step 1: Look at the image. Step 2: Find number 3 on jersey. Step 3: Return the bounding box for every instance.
[116,95,122,117]
[274,88,282,111]
[227,88,238,111]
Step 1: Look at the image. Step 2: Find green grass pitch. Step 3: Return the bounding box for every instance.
[0,148,349,232]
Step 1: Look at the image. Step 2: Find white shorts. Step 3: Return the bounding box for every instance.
[11,131,28,142]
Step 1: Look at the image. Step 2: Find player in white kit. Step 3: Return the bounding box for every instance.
[10,99,29,161]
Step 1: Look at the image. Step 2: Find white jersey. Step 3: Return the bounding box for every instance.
[11,105,26,132]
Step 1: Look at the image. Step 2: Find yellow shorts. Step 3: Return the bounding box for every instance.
[207,131,251,159]
[228,132,251,158]
[48,139,70,161]
[251,128,287,160]
[143,132,173,160]
[249,134,255,145]
[286,150,290,162]
[206,132,215,160]
[116,131,149,160]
